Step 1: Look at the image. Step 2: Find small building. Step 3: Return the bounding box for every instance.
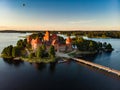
[51,39,59,52]
[31,37,42,51]
[51,34,60,52]
[66,36,72,51]
[27,35,32,44]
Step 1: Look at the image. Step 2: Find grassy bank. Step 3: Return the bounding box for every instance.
[20,57,58,63]
[68,50,97,57]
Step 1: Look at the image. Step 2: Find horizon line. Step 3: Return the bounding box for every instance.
[0,30,120,32]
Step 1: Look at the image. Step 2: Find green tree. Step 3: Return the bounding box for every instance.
[38,32,44,39]
[1,45,13,58]
[102,34,106,38]
[105,43,113,50]
[76,39,98,51]
[26,43,31,49]
[29,52,35,59]
[23,39,27,46]
[36,46,44,58]
[77,37,84,43]
[103,42,107,48]
[41,44,46,52]
[98,42,102,49]
[49,45,55,58]
[12,46,19,57]
[58,36,65,44]
[89,41,94,51]
[17,39,25,48]
[89,41,93,47]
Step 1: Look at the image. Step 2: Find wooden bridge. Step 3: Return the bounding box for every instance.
[56,52,120,76]
[72,58,120,76]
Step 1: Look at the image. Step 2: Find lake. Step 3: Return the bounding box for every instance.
[88,38,120,70]
[0,33,120,90]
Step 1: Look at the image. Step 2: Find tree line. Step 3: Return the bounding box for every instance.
[59,31,120,38]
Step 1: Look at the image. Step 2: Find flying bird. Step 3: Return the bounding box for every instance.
[23,3,26,7]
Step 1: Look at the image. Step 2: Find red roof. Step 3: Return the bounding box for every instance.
[51,34,57,39]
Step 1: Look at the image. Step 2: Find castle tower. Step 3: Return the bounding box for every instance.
[43,31,50,42]
[66,36,72,51]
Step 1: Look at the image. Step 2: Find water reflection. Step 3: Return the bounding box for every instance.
[3,58,24,67]
[49,63,56,73]
[103,52,112,56]
[80,54,98,61]
[79,51,112,62]
[32,62,57,73]
[97,52,112,59]
[32,63,46,71]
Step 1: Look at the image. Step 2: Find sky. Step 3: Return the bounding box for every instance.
[0,0,120,31]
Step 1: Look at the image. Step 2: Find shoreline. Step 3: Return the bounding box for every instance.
[1,48,120,78]
[1,31,120,39]
[0,56,59,63]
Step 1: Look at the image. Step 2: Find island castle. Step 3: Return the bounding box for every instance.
[27,31,72,52]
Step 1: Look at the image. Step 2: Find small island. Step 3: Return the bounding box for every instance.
[1,31,114,63]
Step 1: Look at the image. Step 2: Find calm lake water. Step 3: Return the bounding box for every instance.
[0,33,120,90]
[88,38,120,70]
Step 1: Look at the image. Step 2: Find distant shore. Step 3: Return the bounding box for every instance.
[0,30,41,33]
[0,30,120,33]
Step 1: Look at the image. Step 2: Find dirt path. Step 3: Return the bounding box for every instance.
[56,50,76,58]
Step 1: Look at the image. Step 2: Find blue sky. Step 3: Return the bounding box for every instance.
[0,0,119,30]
